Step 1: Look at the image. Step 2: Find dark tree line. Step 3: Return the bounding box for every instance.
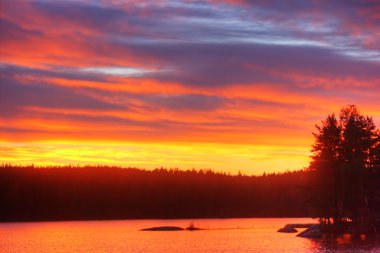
[309,105,380,232]
[0,165,309,221]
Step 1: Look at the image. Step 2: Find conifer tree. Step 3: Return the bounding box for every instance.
[310,105,380,230]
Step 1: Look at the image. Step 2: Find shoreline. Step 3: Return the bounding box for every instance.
[278,223,380,238]
[0,216,314,223]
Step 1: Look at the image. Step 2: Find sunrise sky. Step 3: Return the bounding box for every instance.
[1,0,380,174]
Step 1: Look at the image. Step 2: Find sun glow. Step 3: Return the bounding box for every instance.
[0,140,311,175]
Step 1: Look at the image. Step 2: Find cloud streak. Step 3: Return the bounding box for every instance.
[1,0,379,174]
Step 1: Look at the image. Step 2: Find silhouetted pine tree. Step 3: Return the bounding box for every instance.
[310,105,380,232]
[309,114,342,225]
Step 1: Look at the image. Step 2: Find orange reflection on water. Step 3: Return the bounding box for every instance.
[1,218,319,253]
[2,218,379,253]
[336,233,353,244]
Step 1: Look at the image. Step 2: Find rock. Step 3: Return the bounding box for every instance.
[186,222,202,231]
[141,226,185,231]
[277,226,298,233]
[297,225,322,238]
[186,226,202,231]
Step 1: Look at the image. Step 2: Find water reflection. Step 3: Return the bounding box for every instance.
[309,233,380,252]
[1,218,379,253]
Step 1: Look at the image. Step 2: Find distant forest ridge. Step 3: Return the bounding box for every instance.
[0,164,294,176]
[0,165,309,221]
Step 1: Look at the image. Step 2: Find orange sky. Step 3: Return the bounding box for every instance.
[1,0,380,174]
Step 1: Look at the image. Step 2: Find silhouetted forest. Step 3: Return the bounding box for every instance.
[0,165,309,221]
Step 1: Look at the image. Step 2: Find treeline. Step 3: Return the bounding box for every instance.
[0,165,309,221]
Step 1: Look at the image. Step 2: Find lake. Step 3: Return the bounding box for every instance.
[1,218,379,252]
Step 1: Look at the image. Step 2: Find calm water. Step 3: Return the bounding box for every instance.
[1,218,379,252]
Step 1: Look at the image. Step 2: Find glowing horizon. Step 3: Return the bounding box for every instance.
[1,0,380,175]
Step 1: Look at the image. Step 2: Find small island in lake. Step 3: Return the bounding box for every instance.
[141,223,203,231]
[141,226,185,231]
[278,105,380,237]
